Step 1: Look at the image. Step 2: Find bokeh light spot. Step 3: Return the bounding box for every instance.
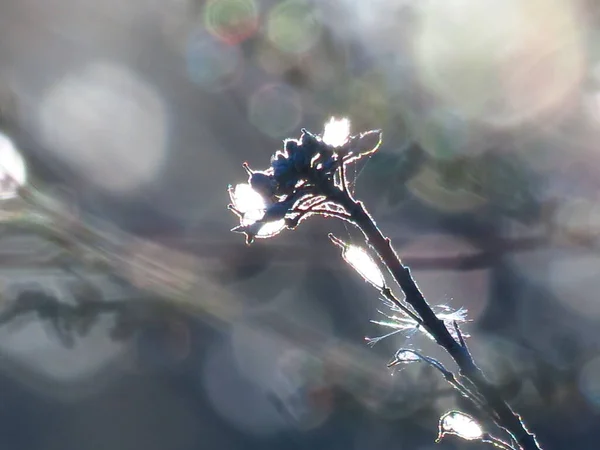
[203,340,289,435]
[266,0,323,55]
[38,62,168,194]
[270,348,333,430]
[410,108,486,159]
[187,29,243,91]
[344,72,390,131]
[204,0,259,45]
[413,0,585,128]
[249,83,303,138]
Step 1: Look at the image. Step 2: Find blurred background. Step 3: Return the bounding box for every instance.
[0,0,598,448]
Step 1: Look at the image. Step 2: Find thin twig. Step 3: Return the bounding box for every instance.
[380,286,422,326]
[454,320,467,348]
[321,180,541,450]
[482,433,519,450]
[391,348,488,410]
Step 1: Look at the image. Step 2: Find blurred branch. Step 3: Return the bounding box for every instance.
[0,232,555,271]
[0,284,188,347]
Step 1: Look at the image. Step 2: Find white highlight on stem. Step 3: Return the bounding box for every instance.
[343,244,385,289]
[322,117,350,148]
[437,410,484,442]
[230,183,285,237]
[256,219,286,237]
[231,183,266,225]
[388,349,421,366]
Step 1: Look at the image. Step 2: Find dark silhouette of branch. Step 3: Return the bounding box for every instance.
[227,124,542,449]
[325,181,540,449]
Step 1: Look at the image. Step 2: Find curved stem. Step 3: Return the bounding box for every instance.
[313,209,353,223]
[379,286,422,326]
[339,159,349,193]
[483,433,519,450]
[322,183,541,450]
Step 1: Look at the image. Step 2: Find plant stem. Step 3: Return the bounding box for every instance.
[326,185,541,450]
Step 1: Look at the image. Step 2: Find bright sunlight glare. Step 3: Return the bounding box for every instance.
[322,117,350,147]
[344,245,385,289]
[231,183,286,237]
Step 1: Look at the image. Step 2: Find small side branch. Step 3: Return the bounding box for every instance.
[322,182,541,450]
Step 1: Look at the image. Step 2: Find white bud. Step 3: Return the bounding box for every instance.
[230,183,267,225]
[343,245,385,289]
[437,410,484,442]
[387,349,421,367]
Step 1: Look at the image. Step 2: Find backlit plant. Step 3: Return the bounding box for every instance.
[228,118,542,450]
